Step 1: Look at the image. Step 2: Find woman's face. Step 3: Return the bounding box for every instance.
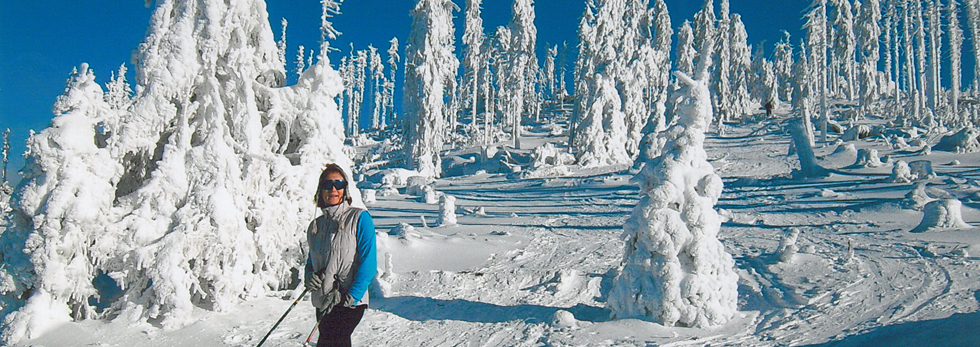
[320,171,346,206]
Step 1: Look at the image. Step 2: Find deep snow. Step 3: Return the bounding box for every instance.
[10,107,980,347]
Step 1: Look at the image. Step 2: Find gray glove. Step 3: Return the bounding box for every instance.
[321,288,344,314]
[341,293,358,308]
[305,273,322,291]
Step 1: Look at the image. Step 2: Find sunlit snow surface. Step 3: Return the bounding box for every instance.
[10,108,980,346]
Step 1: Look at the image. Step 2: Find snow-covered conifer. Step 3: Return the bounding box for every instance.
[545,44,558,100]
[831,0,857,100]
[926,0,942,116]
[387,37,400,127]
[774,32,794,104]
[369,45,385,130]
[506,0,538,149]
[462,0,486,126]
[403,0,459,177]
[949,0,963,120]
[608,71,738,328]
[676,20,697,78]
[855,0,881,117]
[0,0,354,342]
[104,64,133,110]
[805,0,831,143]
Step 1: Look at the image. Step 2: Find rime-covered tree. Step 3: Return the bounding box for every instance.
[1,0,356,343]
[570,0,597,149]
[794,39,817,146]
[949,0,963,120]
[692,0,716,73]
[648,0,673,133]
[774,31,795,103]
[403,0,459,177]
[831,0,857,101]
[386,37,400,128]
[608,69,738,328]
[369,45,385,130]
[676,20,697,78]
[714,0,733,129]
[805,0,830,143]
[545,44,558,100]
[729,13,753,117]
[505,0,538,149]
[855,0,881,117]
[926,0,942,116]
[462,0,486,127]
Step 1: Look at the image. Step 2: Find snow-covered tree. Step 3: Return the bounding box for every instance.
[104,64,133,111]
[926,0,942,116]
[729,13,753,117]
[1,129,8,183]
[403,0,459,177]
[608,71,738,328]
[692,0,716,73]
[0,0,354,343]
[855,0,881,117]
[831,0,857,100]
[714,0,733,128]
[462,0,486,126]
[505,0,538,149]
[949,0,963,120]
[545,44,558,100]
[369,45,385,130]
[570,0,598,150]
[386,37,400,128]
[774,31,795,104]
[676,20,697,78]
[805,0,831,143]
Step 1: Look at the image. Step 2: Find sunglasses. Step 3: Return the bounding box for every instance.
[321,179,348,191]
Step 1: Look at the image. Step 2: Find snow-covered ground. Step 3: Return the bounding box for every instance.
[11,110,980,347]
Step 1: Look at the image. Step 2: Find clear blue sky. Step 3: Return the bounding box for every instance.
[0,0,806,186]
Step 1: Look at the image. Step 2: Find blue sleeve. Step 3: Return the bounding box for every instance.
[305,255,314,279]
[348,211,377,303]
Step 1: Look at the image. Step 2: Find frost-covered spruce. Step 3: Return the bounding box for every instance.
[1,0,354,343]
[607,71,738,328]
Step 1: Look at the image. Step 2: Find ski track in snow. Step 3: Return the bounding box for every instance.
[12,120,980,346]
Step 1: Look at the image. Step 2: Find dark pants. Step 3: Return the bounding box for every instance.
[315,305,366,347]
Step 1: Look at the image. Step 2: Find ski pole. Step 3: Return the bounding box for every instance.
[303,321,318,346]
[256,287,310,347]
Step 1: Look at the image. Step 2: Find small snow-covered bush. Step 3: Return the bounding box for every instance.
[903,183,951,210]
[912,199,972,232]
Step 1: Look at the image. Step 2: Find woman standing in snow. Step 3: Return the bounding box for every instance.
[305,164,377,347]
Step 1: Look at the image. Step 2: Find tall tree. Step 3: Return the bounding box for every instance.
[950,0,963,120]
[855,0,881,117]
[506,0,539,149]
[462,0,486,127]
[404,0,459,177]
[676,20,697,78]
[805,0,830,142]
[386,37,400,128]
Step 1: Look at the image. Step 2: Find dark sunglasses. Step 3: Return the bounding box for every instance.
[321,179,348,190]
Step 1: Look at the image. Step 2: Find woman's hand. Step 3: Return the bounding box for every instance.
[305,273,323,291]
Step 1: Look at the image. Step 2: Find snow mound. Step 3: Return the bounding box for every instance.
[854,148,883,167]
[912,199,972,232]
[934,127,980,153]
[889,160,913,183]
